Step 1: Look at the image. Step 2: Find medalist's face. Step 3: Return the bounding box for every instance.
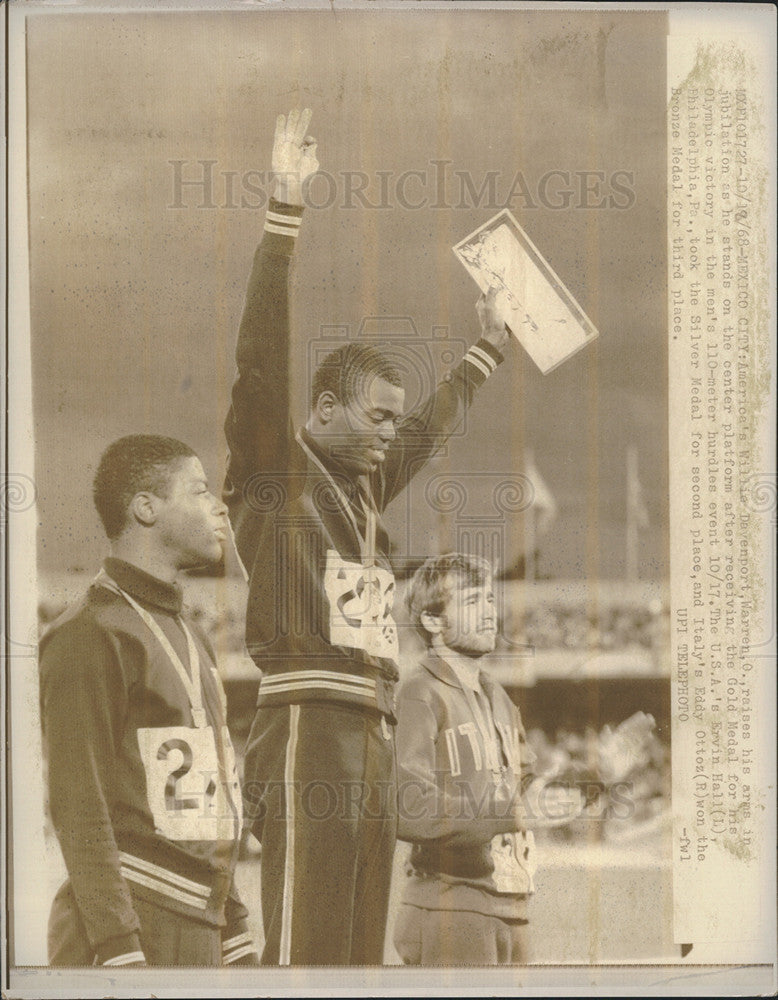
[155,457,229,570]
[325,376,406,475]
[439,580,497,657]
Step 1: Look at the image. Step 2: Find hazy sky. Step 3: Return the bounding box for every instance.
[26,8,668,578]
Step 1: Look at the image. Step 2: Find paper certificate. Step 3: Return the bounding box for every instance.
[453,210,599,374]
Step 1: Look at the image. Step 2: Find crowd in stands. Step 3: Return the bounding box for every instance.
[526,724,670,844]
[39,578,668,654]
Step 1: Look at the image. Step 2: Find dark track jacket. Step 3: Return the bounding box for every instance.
[223,200,504,717]
[39,558,254,966]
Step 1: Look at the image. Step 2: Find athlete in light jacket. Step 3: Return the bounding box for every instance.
[394,553,538,965]
[39,435,258,967]
[394,552,657,965]
[223,110,512,965]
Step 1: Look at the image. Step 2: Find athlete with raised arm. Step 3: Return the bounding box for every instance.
[224,109,511,965]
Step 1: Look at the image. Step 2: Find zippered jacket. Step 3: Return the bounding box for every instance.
[223,200,504,717]
[39,558,250,965]
[395,650,537,910]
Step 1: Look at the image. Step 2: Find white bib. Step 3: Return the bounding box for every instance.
[489,830,536,894]
[323,550,399,660]
[137,725,242,842]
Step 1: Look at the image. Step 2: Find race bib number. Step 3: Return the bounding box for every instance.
[323,551,399,660]
[137,726,241,842]
[489,830,536,894]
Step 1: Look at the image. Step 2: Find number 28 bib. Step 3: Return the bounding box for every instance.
[323,550,399,661]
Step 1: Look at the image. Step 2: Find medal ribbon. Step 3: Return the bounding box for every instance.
[461,679,505,785]
[97,571,207,729]
[296,430,377,567]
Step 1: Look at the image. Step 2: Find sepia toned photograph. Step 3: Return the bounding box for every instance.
[3,2,775,996]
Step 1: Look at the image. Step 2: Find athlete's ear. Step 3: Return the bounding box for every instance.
[129,491,159,528]
[420,611,445,637]
[314,390,339,425]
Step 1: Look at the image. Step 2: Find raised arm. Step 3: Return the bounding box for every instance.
[223,111,319,513]
[380,286,511,507]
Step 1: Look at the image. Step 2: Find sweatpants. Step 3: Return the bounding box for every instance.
[243,701,397,965]
[393,902,530,966]
[48,880,222,967]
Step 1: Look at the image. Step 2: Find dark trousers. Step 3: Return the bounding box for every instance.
[243,701,397,965]
[48,881,222,966]
[393,902,530,966]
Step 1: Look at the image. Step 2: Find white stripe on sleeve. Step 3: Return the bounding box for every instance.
[103,950,146,967]
[464,352,491,379]
[468,343,498,372]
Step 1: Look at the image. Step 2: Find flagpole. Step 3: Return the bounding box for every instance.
[626,444,638,583]
[525,448,536,583]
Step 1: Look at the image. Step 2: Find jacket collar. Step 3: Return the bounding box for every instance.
[299,427,358,488]
[298,426,384,508]
[420,647,476,688]
[420,647,501,700]
[102,557,183,615]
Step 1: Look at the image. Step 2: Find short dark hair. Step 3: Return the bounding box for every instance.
[310,343,403,410]
[406,552,493,646]
[93,434,196,539]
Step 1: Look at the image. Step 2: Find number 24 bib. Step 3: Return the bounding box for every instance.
[137,725,242,842]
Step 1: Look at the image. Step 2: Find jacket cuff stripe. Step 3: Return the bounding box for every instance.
[103,950,146,967]
[463,352,491,379]
[264,221,300,237]
[223,931,253,951]
[223,944,258,964]
[473,337,504,365]
[469,343,499,372]
[266,210,301,227]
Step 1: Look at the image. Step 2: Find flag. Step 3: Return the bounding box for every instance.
[627,446,649,529]
[525,450,558,538]
[625,445,648,582]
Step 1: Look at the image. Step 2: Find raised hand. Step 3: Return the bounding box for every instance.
[272,108,319,207]
[597,711,657,784]
[476,286,510,351]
